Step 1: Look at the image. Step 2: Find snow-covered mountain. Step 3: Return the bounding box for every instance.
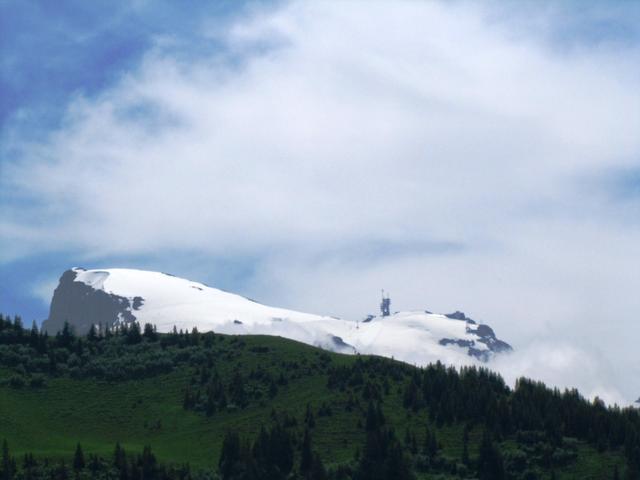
[42,268,512,366]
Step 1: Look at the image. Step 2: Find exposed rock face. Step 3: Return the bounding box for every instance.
[471,324,512,354]
[439,320,512,361]
[331,335,352,349]
[445,310,472,322]
[42,269,143,334]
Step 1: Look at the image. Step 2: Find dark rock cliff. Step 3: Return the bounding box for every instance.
[41,269,143,334]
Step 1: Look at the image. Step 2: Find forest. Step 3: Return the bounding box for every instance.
[0,313,638,480]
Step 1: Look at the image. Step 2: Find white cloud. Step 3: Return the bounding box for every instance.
[2,1,640,402]
[493,342,629,406]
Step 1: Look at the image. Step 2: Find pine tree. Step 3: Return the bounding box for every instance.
[308,453,327,480]
[87,324,98,342]
[140,446,157,479]
[113,442,127,480]
[190,327,200,345]
[423,426,438,459]
[57,321,75,349]
[1,440,15,480]
[29,321,39,348]
[300,428,313,474]
[73,443,85,471]
[219,431,242,480]
[462,424,470,465]
[305,403,316,428]
[126,322,142,345]
[143,323,157,342]
[365,401,385,432]
[477,430,504,480]
[385,438,414,480]
[229,371,247,407]
[269,378,278,398]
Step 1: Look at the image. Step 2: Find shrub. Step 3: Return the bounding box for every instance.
[29,374,46,388]
[8,374,26,388]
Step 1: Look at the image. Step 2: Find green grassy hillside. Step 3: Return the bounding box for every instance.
[0,314,638,479]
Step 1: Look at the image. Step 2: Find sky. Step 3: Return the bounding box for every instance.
[1,0,639,404]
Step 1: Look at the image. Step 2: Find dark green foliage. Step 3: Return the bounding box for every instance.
[72,443,84,471]
[355,409,414,480]
[300,428,313,475]
[478,430,505,480]
[126,322,142,345]
[423,425,438,459]
[143,323,158,342]
[305,403,316,429]
[0,312,638,479]
[461,423,470,465]
[251,422,294,480]
[219,421,294,480]
[219,430,244,480]
[0,440,193,480]
[1,440,16,480]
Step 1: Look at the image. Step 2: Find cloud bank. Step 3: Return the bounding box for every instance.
[1,1,639,404]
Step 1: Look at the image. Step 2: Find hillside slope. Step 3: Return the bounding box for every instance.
[1,314,639,479]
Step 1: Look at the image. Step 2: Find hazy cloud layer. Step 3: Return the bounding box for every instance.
[2,1,639,403]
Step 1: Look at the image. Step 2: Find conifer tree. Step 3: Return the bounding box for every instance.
[269,378,278,398]
[300,428,313,475]
[385,438,414,480]
[57,321,75,349]
[143,323,157,342]
[29,321,39,348]
[219,431,242,480]
[477,430,504,480]
[308,453,328,480]
[113,442,127,480]
[87,324,98,342]
[140,446,157,479]
[73,443,85,471]
[462,424,470,465]
[126,322,142,345]
[1,440,15,480]
[423,426,438,459]
[305,403,316,428]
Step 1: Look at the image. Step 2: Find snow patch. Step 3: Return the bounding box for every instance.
[55,268,512,367]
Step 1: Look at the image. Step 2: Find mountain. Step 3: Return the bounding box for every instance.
[42,267,512,365]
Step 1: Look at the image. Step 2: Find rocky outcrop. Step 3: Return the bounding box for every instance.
[440,319,512,361]
[470,324,512,353]
[445,310,472,322]
[41,269,143,334]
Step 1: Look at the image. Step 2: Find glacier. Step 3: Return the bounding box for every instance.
[42,267,512,367]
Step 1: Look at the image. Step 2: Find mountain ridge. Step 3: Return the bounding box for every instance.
[43,267,512,365]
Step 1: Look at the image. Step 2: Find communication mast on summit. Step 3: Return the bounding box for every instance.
[380,289,391,317]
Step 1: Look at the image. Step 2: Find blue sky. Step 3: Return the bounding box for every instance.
[1,0,640,402]
[1,0,264,321]
[0,1,261,136]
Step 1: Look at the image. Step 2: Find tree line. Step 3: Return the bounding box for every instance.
[1,313,638,479]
